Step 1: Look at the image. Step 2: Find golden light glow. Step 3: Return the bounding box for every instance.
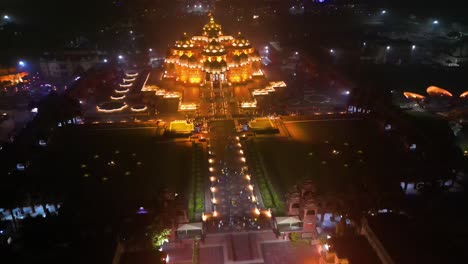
[248,184,254,191]
[460,91,468,98]
[251,196,256,202]
[0,70,28,85]
[141,85,159,92]
[110,94,125,100]
[241,100,257,108]
[210,176,216,182]
[254,207,260,215]
[426,86,453,97]
[164,16,262,84]
[403,91,425,99]
[125,72,138,77]
[209,167,214,172]
[208,158,214,164]
[163,92,180,98]
[269,81,287,88]
[213,211,218,217]
[131,105,148,112]
[115,88,129,93]
[245,175,251,181]
[265,208,272,218]
[211,198,217,204]
[96,103,128,113]
[210,186,216,193]
[202,213,207,221]
[123,78,136,83]
[179,103,198,111]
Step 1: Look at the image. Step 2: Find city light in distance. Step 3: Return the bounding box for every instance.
[18,61,25,67]
[433,20,439,25]
[329,49,334,53]
[412,45,416,50]
[118,55,123,59]
[103,59,108,63]
[3,15,9,20]
[381,10,386,14]
[386,46,391,50]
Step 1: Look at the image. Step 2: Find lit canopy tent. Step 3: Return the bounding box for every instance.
[176,222,203,239]
[426,86,453,97]
[403,92,425,100]
[460,91,468,98]
[274,216,303,233]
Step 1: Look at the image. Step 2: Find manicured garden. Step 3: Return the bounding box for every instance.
[245,140,285,215]
[188,142,205,221]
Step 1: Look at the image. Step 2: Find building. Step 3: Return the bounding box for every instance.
[164,15,262,84]
[0,67,28,87]
[39,50,104,79]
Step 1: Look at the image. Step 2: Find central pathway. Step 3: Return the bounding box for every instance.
[206,120,268,232]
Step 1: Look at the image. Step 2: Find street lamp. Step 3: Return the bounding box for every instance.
[411,45,416,50]
[18,60,25,67]
[386,46,391,51]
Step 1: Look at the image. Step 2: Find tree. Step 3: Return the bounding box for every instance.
[151,228,171,249]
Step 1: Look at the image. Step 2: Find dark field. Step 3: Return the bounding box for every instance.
[254,119,403,197]
[37,126,192,215]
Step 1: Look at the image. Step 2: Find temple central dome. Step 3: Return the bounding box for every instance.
[203,15,223,38]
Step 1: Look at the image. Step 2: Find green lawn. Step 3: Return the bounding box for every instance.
[253,120,403,199]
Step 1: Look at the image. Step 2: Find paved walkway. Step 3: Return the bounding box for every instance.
[207,120,266,228]
[166,232,321,264]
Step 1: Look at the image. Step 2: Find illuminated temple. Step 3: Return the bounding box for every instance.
[164,15,262,84]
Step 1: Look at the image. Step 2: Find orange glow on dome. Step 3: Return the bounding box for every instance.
[164,16,261,84]
[403,92,425,100]
[460,91,468,98]
[426,86,453,97]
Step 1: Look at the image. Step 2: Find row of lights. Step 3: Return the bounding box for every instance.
[381,10,439,24]
[235,136,271,218]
